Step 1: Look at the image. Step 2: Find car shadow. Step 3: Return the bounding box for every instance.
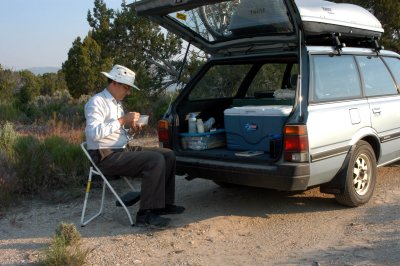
[0,176,346,240]
[74,175,346,237]
[169,176,343,224]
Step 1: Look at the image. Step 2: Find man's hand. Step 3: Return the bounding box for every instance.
[119,112,140,127]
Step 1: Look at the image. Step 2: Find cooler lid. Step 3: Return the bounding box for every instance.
[224,105,293,116]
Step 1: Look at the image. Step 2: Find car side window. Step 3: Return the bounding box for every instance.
[312,55,361,101]
[356,56,398,97]
[382,57,400,87]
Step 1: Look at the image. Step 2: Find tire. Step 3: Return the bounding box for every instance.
[335,140,377,207]
[198,4,235,39]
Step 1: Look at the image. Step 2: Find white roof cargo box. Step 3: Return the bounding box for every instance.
[296,0,384,38]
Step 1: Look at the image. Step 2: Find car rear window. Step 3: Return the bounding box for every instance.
[383,57,400,87]
[356,56,398,97]
[311,55,362,101]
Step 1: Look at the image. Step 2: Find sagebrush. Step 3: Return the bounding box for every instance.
[39,222,89,266]
[0,122,89,209]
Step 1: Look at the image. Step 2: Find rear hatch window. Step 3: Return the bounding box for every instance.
[166,0,294,41]
[133,0,299,55]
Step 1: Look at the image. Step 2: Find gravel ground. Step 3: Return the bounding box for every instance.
[1,143,399,265]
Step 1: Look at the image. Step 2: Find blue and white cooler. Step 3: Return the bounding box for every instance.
[224,105,293,152]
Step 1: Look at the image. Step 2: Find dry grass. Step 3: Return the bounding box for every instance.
[14,122,85,145]
[14,121,158,146]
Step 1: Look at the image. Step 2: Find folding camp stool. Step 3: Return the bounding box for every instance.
[80,142,140,226]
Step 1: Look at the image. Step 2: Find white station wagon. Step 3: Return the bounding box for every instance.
[133,0,400,206]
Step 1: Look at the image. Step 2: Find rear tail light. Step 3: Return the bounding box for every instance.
[284,125,309,162]
[157,120,170,148]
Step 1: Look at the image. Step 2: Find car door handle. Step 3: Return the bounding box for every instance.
[372,108,381,114]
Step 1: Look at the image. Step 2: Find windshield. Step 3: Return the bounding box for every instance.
[168,0,294,42]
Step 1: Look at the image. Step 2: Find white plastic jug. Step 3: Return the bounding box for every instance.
[188,113,197,133]
[196,119,205,133]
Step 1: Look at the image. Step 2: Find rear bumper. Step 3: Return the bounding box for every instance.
[176,156,310,191]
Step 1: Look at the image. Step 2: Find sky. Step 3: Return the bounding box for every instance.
[0,0,126,71]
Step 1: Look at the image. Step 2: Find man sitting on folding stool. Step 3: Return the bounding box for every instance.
[84,64,185,228]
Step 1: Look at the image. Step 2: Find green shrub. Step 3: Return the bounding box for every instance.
[43,136,88,186]
[0,121,17,159]
[0,102,23,122]
[0,151,17,210]
[13,135,48,193]
[54,222,81,246]
[13,135,89,194]
[25,90,85,126]
[0,123,19,209]
[58,104,85,126]
[39,222,88,266]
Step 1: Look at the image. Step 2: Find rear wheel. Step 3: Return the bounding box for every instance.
[335,141,377,207]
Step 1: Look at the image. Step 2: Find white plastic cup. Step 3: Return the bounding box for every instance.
[138,115,149,126]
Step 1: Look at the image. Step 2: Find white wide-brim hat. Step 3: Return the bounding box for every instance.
[101,64,140,90]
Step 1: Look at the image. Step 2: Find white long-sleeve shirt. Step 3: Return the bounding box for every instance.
[84,88,128,150]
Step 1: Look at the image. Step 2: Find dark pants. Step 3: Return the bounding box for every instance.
[90,146,176,210]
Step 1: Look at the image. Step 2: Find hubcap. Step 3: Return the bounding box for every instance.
[353,154,371,196]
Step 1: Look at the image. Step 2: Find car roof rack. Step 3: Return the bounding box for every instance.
[371,37,384,53]
[305,32,384,54]
[332,33,346,54]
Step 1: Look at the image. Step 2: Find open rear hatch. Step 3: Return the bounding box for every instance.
[131,0,383,56]
[132,0,301,56]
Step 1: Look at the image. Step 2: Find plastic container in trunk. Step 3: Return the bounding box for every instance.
[179,129,226,151]
[224,105,292,152]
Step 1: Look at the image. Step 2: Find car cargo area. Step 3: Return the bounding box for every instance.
[174,104,294,162]
[171,58,298,163]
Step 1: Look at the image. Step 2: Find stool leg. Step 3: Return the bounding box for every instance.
[81,167,105,226]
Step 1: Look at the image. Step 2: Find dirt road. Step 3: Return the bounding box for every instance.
[1,161,399,265]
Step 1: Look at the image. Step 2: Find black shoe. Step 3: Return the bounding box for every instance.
[135,210,171,228]
[154,204,185,215]
[116,191,141,207]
